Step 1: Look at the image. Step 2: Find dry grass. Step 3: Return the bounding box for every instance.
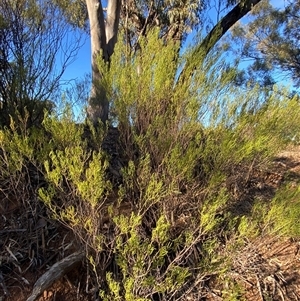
[228,236,300,301]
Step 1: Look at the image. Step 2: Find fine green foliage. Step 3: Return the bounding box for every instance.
[91,29,300,299]
[90,30,300,299]
[265,184,300,237]
[237,182,300,239]
[1,28,300,300]
[38,110,111,250]
[99,213,190,300]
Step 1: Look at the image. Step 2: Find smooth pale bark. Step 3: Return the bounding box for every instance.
[105,0,121,57]
[85,0,261,123]
[86,0,121,124]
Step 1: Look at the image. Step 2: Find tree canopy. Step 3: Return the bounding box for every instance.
[0,0,82,127]
[229,0,300,87]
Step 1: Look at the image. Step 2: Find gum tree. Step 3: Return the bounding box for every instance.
[90,0,263,124]
[55,0,263,124]
[85,0,121,124]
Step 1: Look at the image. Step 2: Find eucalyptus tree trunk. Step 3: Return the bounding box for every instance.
[86,0,121,124]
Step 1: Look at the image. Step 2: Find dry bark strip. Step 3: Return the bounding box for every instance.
[26,251,85,301]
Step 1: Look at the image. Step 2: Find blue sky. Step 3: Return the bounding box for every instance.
[60,0,287,87]
[61,37,91,83]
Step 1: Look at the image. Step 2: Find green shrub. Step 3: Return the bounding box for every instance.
[1,29,300,300]
[39,110,111,251]
[265,184,300,237]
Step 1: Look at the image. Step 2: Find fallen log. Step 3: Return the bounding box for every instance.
[26,251,84,301]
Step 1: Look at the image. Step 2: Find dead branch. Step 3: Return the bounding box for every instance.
[26,251,84,301]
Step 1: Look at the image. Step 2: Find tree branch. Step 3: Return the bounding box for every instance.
[26,252,84,301]
[177,0,262,84]
[201,0,262,56]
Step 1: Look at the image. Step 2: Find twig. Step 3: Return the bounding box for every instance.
[0,272,9,296]
[245,158,256,184]
[256,275,264,301]
[0,229,27,234]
